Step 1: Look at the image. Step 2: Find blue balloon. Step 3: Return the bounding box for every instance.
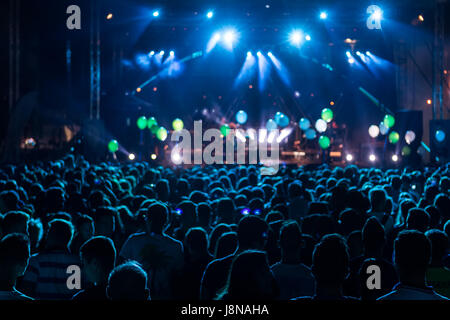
[278,114,290,128]
[274,112,283,124]
[305,128,316,140]
[435,130,446,143]
[266,119,277,131]
[299,118,310,131]
[235,110,248,124]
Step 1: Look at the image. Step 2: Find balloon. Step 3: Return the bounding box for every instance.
[405,130,416,145]
[401,146,411,156]
[388,131,400,144]
[379,121,389,135]
[147,117,157,129]
[299,118,311,131]
[368,125,380,138]
[156,127,168,141]
[274,112,283,124]
[108,140,119,153]
[318,136,331,149]
[266,119,277,131]
[435,130,446,143]
[305,128,316,140]
[137,116,147,130]
[321,108,334,123]
[172,118,184,131]
[220,124,231,136]
[383,114,395,128]
[315,119,327,133]
[235,110,248,124]
[278,114,290,127]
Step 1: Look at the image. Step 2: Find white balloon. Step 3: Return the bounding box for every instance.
[368,125,380,138]
[315,119,327,133]
[405,130,416,144]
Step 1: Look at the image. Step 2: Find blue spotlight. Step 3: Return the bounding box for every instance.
[267,51,273,57]
[169,50,174,56]
[152,10,160,17]
[289,30,303,47]
[159,50,165,56]
[223,28,238,50]
[366,51,371,56]
[319,11,328,20]
[267,51,290,87]
[346,51,352,58]
[356,51,361,56]
[305,34,311,41]
[206,32,221,53]
[348,57,355,64]
[257,51,262,56]
[206,11,214,19]
[149,51,155,56]
[247,51,252,57]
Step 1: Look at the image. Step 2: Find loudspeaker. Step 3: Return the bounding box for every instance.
[394,110,423,166]
[430,120,450,164]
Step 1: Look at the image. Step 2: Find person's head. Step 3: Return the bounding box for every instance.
[1,211,30,235]
[80,236,116,285]
[208,223,232,255]
[75,215,95,240]
[369,188,387,212]
[338,208,363,236]
[221,250,277,300]
[196,202,212,227]
[145,202,168,234]
[107,261,150,300]
[237,215,269,251]
[155,179,170,202]
[399,199,416,222]
[214,232,238,259]
[406,208,430,233]
[46,218,74,250]
[425,229,448,267]
[279,221,302,259]
[216,197,235,224]
[184,227,208,258]
[311,234,349,290]
[177,201,197,227]
[362,217,385,257]
[0,233,30,284]
[93,206,116,237]
[394,230,431,284]
[434,193,450,221]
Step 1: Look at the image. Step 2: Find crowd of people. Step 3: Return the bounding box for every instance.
[0,154,449,300]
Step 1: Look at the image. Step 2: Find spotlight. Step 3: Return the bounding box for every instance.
[371,8,382,21]
[171,151,182,164]
[247,51,252,57]
[256,51,262,56]
[106,13,113,20]
[289,30,303,46]
[267,51,273,57]
[213,32,221,42]
[151,153,157,160]
[319,11,328,20]
[152,10,160,17]
[136,87,142,93]
[305,34,311,41]
[366,51,371,56]
[346,51,352,58]
[346,154,353,162]
[149,51,155,56]
[128,153,136,161]
[169,50,174,56]
[356,51,361,56]
[223,29,238,48]
[418,15,424,22]
[392,154,399,162]
[427,99,432,105]
[206,11,214,19]
[348,58,355,64]
[159,50,165,56]
[369,154,376,162]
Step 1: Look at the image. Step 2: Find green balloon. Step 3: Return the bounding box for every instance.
[220,124,231,137]
[321,108,334,123]
[172,118,184,131]
[388,131,400,144]
[150,124,159,134]
[384,114,395,128]
[402,146,411,156]
[137,116,148,130]
[108,140,119,153]
[156,127,168,141]
[147,117,157,129]
[318,136,331,149]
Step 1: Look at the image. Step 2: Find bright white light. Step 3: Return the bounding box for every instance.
[320,11,328,20]
[346,154,353,162]
[267,51,273,57]
[346,51,352,58]
[149,51,155,56]
[128,153,136,160]
[289,30,303,46]
[171,151,182,164]
[276,128,293,143]
[206,11,214,19]
[223,29,237,47]
[159,50,165,56]
[348,58,355,64]
[169,50,174,56]
[368,125,380,138]
[153,11,160,17]
[305,34,311,41]
[213,32,221,41]
[259,129,267,143]
[356,51,361,56]
[267,130,277,144]
[369,154,376,162]
[247,51,252,57]
[366,51,371,56]
[151,154,157,160]
[392,154,399,162]
[372,8,382,20]
[257,51,262,56]
[315,119,327,133]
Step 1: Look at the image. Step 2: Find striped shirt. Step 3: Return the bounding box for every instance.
[21,249,81,300]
